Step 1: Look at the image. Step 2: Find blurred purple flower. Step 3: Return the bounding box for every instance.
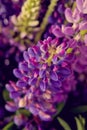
[72,43,87,73]
[51,25,75,38]
[79,21,87,30]
[14,114,28,126]
[84,34,87,44]
[5,101,18,112]
[0,0,24,26]
[65,7,80,23]
[76,0,87,14]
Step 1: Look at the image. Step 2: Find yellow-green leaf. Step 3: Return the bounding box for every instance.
[3,122,14,130]
[75,116,85,130]
[16,109,30,117]
[3,90,11,101]
[58,117,72,130]
[72,105,87,113]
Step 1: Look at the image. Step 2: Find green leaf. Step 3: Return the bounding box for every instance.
[3,89,11,101]
[35,0,59,42]
[57,102,65,114]
[57,117,72,130]
[53,102,65,117]
[72,105,87,113]
[3,122,14,130]
[16,109,30,117]
[79,115,85,126]
[75,116,85,130]
[80,30,87,36]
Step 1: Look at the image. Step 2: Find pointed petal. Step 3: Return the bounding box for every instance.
[79,22,87,30]
[76,0,83,13]
[28,78,37,86]
[58,68,71,76]
[83,0,87,14]
[51,25,64,38]
[28,48,35,57]
[65,8,73,23]
[5,84,14,92]
[50,71,58,81]
[13,69,23,78]
[23,51,29,62]
[29,105,38,116]
[19,62,28,72]
[39,111,52,121]
[63,26,74,36]
[40,81,46,92]
[5,102,17,112]
[16,80,27,88]
[84,34,87,45]
[39,69,46,78]
[73,8,80,23]
[50,80,62,90]
[10,91,20,99]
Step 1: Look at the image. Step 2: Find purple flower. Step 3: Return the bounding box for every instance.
[24,124,35,130]
[65,7,80,23]
[6,37,76,121]
[79,21,87,30]
[14,114,28,126]
[51,25,75,38]
[84,34,87,44]
[72,43,87,73]
[5,101,18,112]
[14,37,74,91]
[76,0,87,14]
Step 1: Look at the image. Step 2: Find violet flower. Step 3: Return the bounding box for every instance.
[65,7,80,23]
[51,24,75,38]
[79,21,87,31]
[14,37,75,93]
[14,114,28,126]
[72,43,87,73]
[76,0,87,14]
[0,0,24,26]
[6,37,76,121]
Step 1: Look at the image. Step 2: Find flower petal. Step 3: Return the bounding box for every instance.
[50,71,58,81]
[63,26,74,36]
[65,8,73,23]
[10,91,20,99]
[40,81,46,92]
[19,62,28,72]
[39,111,52,121]
[39,69,46,78]
[76,0,83,13]
[79,22,87,30]
[50,80,62,90]
[23,51,29,62]
[5,84,14,92]
[16,80,27,88]
[13,69,23,78]
[5,102,17,112]
[51,25,64,38]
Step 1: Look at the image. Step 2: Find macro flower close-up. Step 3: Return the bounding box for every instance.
[0,0,87,130]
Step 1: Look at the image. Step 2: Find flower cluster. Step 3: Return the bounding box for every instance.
[49,0,87,76]
[2,0,87,130]
[6,37,76,121]
[65,0,87,82]
[0,0,24,26]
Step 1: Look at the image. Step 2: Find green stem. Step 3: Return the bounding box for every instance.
[35,0,59,43]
